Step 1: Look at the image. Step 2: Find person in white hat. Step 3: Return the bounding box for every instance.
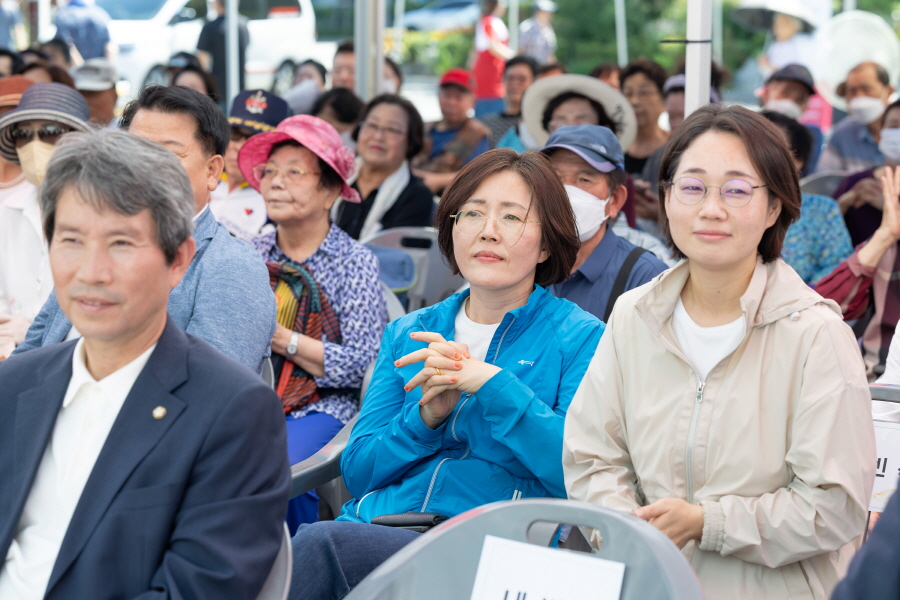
[70,58,119,129]
[518,0,558,65]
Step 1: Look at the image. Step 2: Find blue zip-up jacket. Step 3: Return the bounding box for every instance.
[338,285,603,523]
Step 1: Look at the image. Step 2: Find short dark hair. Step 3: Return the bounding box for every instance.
[312,87,365,125]
[268,139,344,194]
[121,85,229,157]
[336,40,354,56]
[882,98,900,128]
[41,38,72,65]
[298,58,327,83]
[434,148,579,287]
[537,62,568,77]
[18,48,48,64]
[620,58,668,95]
[385,56,403,88]
[18,63,74,88]
[353,94,424,159]
[760,110,813,171]
[657,104,801,263]
[506,55,539,78]
[171,65,220,102]
[590,61,620,80]
[0,48,22,74]
[541,91,615,133]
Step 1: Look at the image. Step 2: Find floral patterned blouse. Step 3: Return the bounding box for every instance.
[783,193,854,286]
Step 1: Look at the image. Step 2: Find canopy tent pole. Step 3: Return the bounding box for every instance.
[509,0,519,52]
[712,0,723,66]
[684,0,712,118]
[614,0,628,66]
[226,0,239,108]
[37,0,52,43]
[355,0,385,101]
[844,0,856,10]
[392,0,406,60]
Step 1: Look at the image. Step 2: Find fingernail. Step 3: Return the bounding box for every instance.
[404,385,409,391]
[455,362,461,369]
[394,361,400,367]
[451,377,458,382]
[634,509,644,518]
[454,353,461,360]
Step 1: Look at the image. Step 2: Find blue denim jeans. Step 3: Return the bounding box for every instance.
[289,521,421,600]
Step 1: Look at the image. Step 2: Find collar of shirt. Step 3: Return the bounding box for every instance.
[193,203,210,223]
[257,222,344,262]
[62,337,158,409]
[854,117,877,145]
[576,226,619,283]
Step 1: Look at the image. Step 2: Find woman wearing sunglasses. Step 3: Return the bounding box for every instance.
[288,149,603,600]
[564,105,876,599]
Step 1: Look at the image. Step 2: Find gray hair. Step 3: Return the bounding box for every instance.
[41,129,194,264]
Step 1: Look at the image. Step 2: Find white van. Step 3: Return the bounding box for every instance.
[101,0,324,99]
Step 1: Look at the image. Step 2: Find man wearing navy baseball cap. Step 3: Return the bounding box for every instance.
[543,125,668,321]
[210,89,290,242]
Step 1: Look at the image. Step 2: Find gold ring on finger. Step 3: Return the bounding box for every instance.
[435,367,442,376]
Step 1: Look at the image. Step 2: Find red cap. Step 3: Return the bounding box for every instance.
[439,68,473,93]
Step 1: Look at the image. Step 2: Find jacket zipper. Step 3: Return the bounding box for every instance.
[356,488,380,518]
[685,377,705,504]
[423,316,516,511]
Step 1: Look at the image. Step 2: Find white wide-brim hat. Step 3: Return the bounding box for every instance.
[521,74,637,150]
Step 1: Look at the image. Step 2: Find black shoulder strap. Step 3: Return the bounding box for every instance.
[604,247,648,322]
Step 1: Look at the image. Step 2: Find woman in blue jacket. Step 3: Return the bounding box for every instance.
[289,148,604,600]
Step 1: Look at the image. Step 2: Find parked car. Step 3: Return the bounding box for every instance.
[99,0,323,100]
[403,0,479,31]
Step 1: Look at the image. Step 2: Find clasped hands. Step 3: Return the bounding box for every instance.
[634,498,704,549]
[395,331,500,429]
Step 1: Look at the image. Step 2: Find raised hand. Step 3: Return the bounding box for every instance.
[878,166,900,242]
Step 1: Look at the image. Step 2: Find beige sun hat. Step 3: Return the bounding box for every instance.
[521,73,637,149]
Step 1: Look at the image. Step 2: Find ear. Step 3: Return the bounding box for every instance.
[167,236,196,290]
[765,196,783,229]
[606,184,628,220]
[206,154,225,192]
[538,246,550,264]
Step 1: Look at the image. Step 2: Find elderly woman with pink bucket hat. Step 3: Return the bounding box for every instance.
[239,115,388,532]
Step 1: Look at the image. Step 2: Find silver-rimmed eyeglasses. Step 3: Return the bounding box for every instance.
[253,164,321,184]
[662,176,767,208]
[449,210,540,238]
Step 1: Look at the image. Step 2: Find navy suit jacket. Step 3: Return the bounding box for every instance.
[831,475,900,599]
[0,318,291,599]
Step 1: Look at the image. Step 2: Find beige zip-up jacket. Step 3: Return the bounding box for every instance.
[563,258,876,599]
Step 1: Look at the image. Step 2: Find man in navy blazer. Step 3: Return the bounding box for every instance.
[13,85,276,374]
[0,130,290,599]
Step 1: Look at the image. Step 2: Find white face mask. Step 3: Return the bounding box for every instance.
[848,95,887,125]
[879,128,900,162]
[565,184,609,242]
[764,98,803,120]
[16,139,56,188]
[380,78,398,95]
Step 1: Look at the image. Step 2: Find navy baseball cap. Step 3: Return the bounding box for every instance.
[542,125,624,173]
[766,64,815,96]
[228,89,290,134]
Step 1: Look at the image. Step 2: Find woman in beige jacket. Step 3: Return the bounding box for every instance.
[563,105,876,599]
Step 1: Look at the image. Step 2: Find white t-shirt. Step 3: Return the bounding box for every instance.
[671,297,745,382]
[475,15,508,52]
[874,319,900,422]
[454,300,500,362]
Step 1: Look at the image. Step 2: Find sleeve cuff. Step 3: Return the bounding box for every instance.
[402,399,446,442]
[473,368,517,412]
[848,248,877,279]
[699,500,725,553]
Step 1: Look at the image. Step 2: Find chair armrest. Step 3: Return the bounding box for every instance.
[871,384,900,404]
[289,416,357,499]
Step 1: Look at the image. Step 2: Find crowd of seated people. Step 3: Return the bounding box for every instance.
[2,30,900,600]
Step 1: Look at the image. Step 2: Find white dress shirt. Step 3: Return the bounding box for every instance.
[0,338,156,599]
[0,183,50,320]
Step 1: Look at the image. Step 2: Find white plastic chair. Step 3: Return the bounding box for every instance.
[343,499,705,600]
[255,523,292,600]
[363,227,464,311]
[799,170,848,197]
[380,281,407,322]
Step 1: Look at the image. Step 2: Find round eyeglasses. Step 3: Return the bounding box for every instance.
[662,176,766,208]
[449,210,540,238]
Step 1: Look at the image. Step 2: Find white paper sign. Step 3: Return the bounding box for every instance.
[871,420,900,511]
[469,535,625,600]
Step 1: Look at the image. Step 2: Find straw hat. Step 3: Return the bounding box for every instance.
[521,74,637,149]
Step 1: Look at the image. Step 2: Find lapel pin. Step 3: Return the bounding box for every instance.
[152,406,167,420]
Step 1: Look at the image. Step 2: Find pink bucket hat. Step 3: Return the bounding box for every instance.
[238,114,361,203]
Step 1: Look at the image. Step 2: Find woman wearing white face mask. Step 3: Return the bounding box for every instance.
[833,99,900,246]
[0,82,89,359]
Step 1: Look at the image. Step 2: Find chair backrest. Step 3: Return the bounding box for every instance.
[799,170,848,197]
[364,227,464,311]
[344,499,704,600]
[255,523,292,600]
[380,281,407,322]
